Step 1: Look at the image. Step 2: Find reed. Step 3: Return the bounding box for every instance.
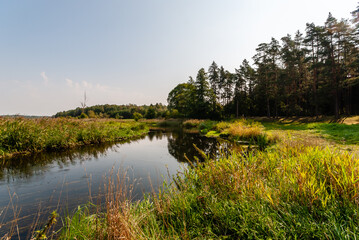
[61,141,359,239]
[200,119,278,149]
[0,117,148,159]
[182,119,205,129]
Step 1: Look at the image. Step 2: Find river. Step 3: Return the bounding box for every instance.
[0,128,241,239]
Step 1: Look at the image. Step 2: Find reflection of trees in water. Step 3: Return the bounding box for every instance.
[0,136,147,182]
[0,129,241,182]
[167,129,241,163]
[147,129,172,141]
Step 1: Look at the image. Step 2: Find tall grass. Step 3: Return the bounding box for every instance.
[0,117,148,158]
[60,169,147,240]
[61,142,359,239]
[144,144,359,239]
[202,119,278,149]
[182,119,205,129]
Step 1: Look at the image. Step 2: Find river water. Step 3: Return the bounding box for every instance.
[0,128,241,239]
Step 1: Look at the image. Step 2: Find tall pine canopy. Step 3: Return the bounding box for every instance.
[167,6,359,119]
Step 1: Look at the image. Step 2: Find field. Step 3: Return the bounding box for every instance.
[55,118,359,239]
[0,117,148,159]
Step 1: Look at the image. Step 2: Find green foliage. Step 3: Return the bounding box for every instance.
[167,82,195,118]
[60,205,104,239]
[198,120,217,134]
[167,8,359,119]
[197,120,276,149]
[0,118,149,158]
[79,112,88,119]
[87,110,96,118]
[145,105,156,119]
[55,103,167,120]
[133,112,143,121]
[61,143,359,239]
[167,69,221,119]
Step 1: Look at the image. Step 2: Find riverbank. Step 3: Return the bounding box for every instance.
[0,117,149,160]
[55,118,359,239]
[183,119,278,149]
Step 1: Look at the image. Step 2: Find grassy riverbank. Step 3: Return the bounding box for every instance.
[55,119,359,239]
[183,119,278,149]
[0,117,148,159]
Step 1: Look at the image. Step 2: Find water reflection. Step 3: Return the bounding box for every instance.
[0,137,146,182]
[0,129,240,182]
[0,128,241,238]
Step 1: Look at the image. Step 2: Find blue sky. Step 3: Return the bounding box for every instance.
[0,0,357,116]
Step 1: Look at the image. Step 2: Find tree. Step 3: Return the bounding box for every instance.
[194,68,212,118]
[80,91,87,113]
[133,112,143,121]
[238,59,256,115]
[145,105,156,119]
[253,38,281,117]
[167,80,195,117]
[304,23,324,116]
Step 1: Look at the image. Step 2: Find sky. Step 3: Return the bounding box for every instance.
[0,0,357,116]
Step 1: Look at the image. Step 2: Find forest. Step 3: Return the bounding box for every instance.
[54,103,168,119]
[168,9,359,119]
[55,7,359,121]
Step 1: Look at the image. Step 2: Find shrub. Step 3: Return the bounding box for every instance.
[79,113,88,119]
[133,112,143,122]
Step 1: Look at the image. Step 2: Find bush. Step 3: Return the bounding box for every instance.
[133,112,143,122]
[198,121,217,134]
[79,113,88,119]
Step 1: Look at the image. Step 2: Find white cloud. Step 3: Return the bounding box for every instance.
[82,80,93,89]
[40,72,48,84]
[66,78,73,87]
[95,83,109,92]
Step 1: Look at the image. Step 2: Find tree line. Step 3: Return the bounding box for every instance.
[54,103,168,120]
[168,7,359,119]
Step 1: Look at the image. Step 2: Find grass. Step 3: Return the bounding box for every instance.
[5,117,359,239]
[0,117,148,159]
[199,119,278,149]
[262,121,359,144]
[183,119,205,129]
[59,138,359,239]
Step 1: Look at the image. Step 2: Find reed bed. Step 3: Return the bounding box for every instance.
[60,140,359,239]
[182,119,205,129]
[0,117,148,158]
[203,119,278,149]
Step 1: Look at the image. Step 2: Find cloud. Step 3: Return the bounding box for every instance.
[66,78,73,87]
[40,72,48,84]
[82,80,93,89]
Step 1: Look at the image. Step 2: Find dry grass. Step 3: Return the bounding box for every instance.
[104,169,140,240]
[183,119,205,129]
[227,121,263,139]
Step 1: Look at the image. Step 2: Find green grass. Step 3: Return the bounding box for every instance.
[59,143,359,239]
[9,117,358,239]
[0,117,148,158]
[263,121,359,144]
[198,119,278,149]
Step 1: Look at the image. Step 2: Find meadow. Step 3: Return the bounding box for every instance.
[0,117,148,159]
